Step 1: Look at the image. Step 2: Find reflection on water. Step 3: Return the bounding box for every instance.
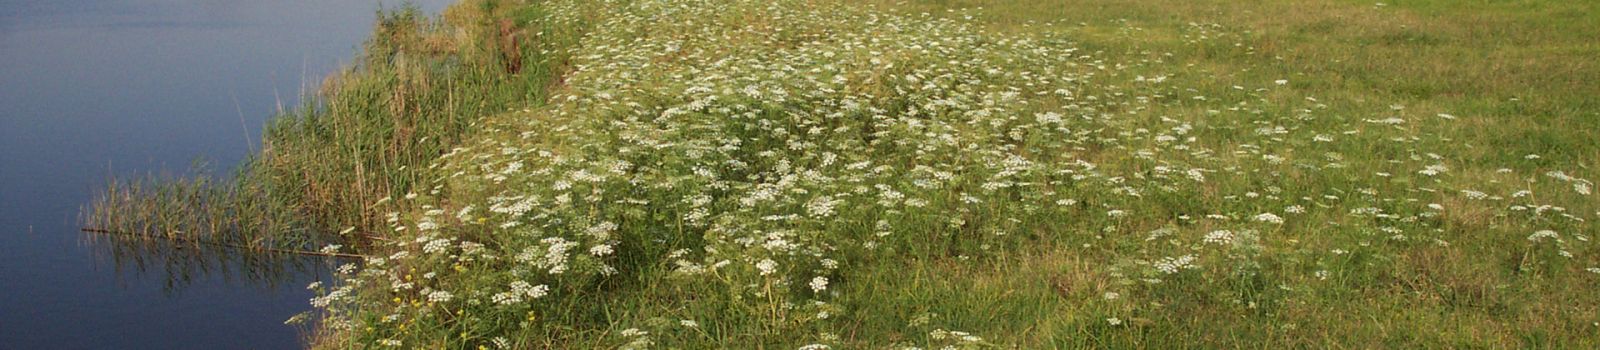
[0,0,450,348]
[83,228,335,294]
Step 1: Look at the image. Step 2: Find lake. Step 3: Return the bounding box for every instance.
[0,0,451,348]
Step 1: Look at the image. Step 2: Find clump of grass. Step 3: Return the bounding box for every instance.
[82,162,333,292]
[84,163,318,249]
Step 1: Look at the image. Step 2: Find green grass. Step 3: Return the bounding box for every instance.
[88,0,1599,348]
[836,0,1600,347]
[254,1,572,238]
[87,1,576,253]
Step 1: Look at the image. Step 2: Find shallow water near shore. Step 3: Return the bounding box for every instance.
[1,0,450,348]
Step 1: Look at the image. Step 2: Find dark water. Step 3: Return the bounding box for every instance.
[0,1,450,348]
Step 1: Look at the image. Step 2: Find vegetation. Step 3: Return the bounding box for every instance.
[91,0,1598,348]
[87,2,572,252]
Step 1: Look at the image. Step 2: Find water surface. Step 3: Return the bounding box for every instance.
[1,1,450,348]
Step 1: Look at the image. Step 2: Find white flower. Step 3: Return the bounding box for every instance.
[585,221,618,239]
[757,259,778,276]
[1254,213,1284,224]
[619,328,648,337]
[492,292,522,305]
[1418,164,1448,176]
[1106,317,1123,326]
[1036,111,1063,125]
[1203,230,1234,245]
[810,276,830,292]
[416,220,439,231]
[319,244,343,254]
[427,290,454,303]
[806,195,839,218]
[590,244,615,256]
[423,238,452,254]
[1154,255,1196,274]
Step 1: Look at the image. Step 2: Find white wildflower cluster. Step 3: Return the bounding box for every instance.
[425,290,453,303]
[618,328,653,350]
[1154,255,1197,274]
[927,328,988,347]
[1546,171,1594,196]
[1527,230,1561,243]
[809,276,830,293]
[1253,213,1285,224]
[492,281,549,306]
[1203,230,1235,245]
[309,286,351,308]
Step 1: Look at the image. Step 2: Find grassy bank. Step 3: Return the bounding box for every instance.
[90,0,1597,348]
[296,0,1597,348]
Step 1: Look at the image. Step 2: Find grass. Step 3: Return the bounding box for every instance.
[253,1,573,238]
[836,0,1600,346]
[86,1,575,253]
[87,0,1598,348]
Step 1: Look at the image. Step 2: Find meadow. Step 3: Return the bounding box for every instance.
[89,0,1598,348]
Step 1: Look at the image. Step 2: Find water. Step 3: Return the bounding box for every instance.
[0,1,451,348]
